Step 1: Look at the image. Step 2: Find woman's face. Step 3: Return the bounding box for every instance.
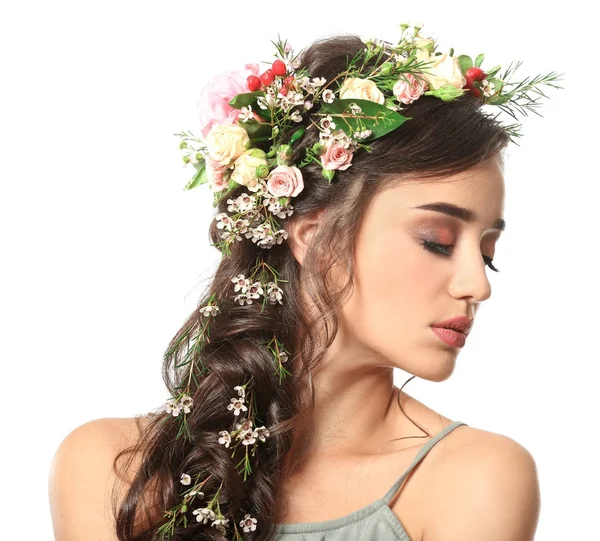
[339,157,506,382]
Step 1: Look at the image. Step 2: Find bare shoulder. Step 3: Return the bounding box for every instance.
[48,416,151,541]
[423,425,541,541]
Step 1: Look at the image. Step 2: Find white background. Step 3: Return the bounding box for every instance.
[1,0,597,538]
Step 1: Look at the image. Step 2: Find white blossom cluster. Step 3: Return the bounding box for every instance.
[162,394,193,417]
[230,273,283,306]
[219,385,270,449]
[214,180,294,250]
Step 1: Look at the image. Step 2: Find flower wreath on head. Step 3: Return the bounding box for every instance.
[155,22,562,539]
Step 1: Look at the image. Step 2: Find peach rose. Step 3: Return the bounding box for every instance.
[393,74,427,105]
[266,166,304,198]
[320,141,353,171]
[338,77,385,104]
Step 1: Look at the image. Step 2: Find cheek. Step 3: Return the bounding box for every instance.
[347,233,436,331]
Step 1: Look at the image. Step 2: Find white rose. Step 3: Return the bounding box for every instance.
[230,149,268,189]
[416,50,466,90]
[338,77,385,104]
[205,124,250,166]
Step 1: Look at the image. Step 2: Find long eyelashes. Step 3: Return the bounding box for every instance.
[419,240,500,273]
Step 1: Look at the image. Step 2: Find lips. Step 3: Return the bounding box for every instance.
[431,316,473,335]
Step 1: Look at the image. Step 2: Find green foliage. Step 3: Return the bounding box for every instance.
[184,161,208,190]
[319,98,409,141]
[228,91,264,109]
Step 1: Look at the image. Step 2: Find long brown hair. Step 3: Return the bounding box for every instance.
[112,34,511,540]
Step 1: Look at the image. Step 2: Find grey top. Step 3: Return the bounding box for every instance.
[271,420,468,541]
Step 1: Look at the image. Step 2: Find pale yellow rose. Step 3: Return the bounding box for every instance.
[230,149,268,189]
[338,77,385,104]
[416,50,466,90]
[205,124,250,166]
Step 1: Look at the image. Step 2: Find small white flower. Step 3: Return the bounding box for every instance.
[319,130,333,144]
[218,430,232,448]
[180,473,192,485]
[246,281,264,300]
[180,395,193,414]
[274,228,289,243]
[199,305,220,317]
[163,400,181,417]
[215,212,234,231]
[233,385,245,398]
[211,517,230,534]
[231,274,250,293]
[279,351,289,363]
[320,115,335,130]
[240,513,258,532]
[185,489,204,500]
[353,129,372,140]
[238,105,254,122]
[255,426,270,442]
[193,507,216,524]
[303,100,313,110]
[482,79,496,98]
[227,397,248,416]
[349,103,362,116]
[233,293,253,306]
[312,77,326,87]
[242,430,257,446]
[321,89,335,103]
[266,282,284,305]
[290,110,303,123]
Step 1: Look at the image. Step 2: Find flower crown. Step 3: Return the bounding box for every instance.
[159,23,561,538]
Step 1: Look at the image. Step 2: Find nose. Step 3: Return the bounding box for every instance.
[447,248,493,304]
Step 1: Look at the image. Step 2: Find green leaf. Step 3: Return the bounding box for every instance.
[289,127,305,145]
[319,98,409,142]
[458,55,473,74]
[184,161,208,190]
[240,119,271,143]
[484,64,502,78]
[322,168,335,182]
[228,91,264,109]
[487,94,511,105]
[475,54,485,68]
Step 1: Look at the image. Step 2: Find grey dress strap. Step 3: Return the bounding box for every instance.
[382,420,468,504]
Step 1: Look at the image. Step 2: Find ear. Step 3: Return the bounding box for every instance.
[287,209,325,266]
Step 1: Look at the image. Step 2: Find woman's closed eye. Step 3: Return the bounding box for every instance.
[419,239,500,272]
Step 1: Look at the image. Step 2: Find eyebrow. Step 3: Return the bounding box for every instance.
[412,202,506,231]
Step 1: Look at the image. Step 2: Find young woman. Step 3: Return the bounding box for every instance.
[49,25,559,541]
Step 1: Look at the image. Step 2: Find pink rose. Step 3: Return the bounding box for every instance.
[320,142,353,171]
[393,74,427,105]
[197,63,260,138]
[266,166,304,198]
[206,158,230,192]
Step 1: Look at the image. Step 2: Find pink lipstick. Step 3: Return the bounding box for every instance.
[430,316,473,348]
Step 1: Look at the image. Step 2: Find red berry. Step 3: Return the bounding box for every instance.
[466,67,485,81]
[272,59,287,76]
[464,74,474,89]
[247,75,261,92]
[469,86,481,98]
[260,69,275,86]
